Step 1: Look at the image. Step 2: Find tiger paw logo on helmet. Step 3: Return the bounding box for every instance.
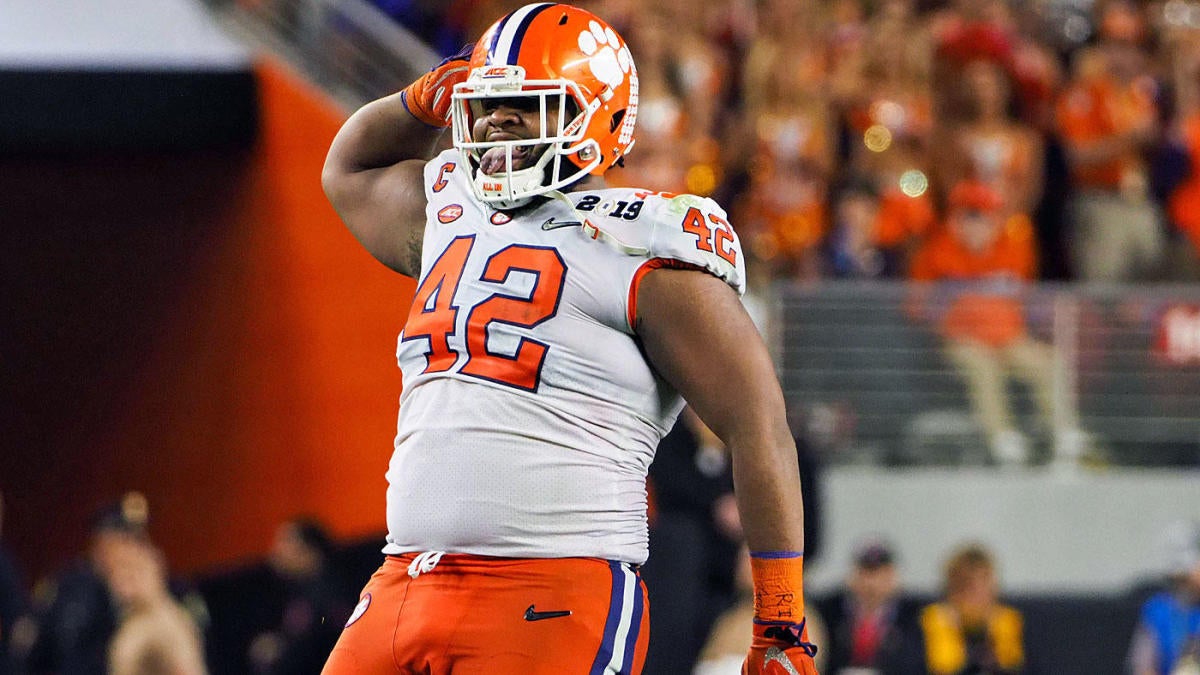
[577,21,632,93]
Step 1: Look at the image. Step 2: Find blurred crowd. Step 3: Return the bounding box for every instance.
[0,493,359,675]
[2,486,1198,675]
[375,0,1200,288]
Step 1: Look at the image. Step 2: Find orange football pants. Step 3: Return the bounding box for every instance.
[322,552,650,674]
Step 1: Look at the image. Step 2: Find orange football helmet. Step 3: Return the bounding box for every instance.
[450,3,639,209]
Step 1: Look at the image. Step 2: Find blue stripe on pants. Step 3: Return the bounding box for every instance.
[617,572,645,674]
[589,561,627,675]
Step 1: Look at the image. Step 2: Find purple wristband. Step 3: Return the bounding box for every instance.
[749,550,804,559]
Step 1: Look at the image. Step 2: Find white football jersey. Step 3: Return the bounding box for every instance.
[384,149,746,564]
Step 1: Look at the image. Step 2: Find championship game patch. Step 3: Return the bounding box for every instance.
[345,593,371,627]
[490,211,512,225]
[438,204,464,223]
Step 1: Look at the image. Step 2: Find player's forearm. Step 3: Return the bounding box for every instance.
[728,428,807,554]
[326,93,445,175]
[730,424,814,658]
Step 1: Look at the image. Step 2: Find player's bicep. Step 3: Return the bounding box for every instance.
[322,159,427,278]
[635,268,789,447]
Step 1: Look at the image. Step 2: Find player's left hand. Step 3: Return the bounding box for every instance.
[742,619,819,675]
[401,43,474,127]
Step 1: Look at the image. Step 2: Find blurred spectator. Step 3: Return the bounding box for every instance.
[19,504,132,673]
[734,162,832,279]
[826,0,871,109]
[844,0,935,168]
[1056,0,1167,282]
[245,517,353,675]
[733,0,834,278]
[943,56,1055,279]
[643,2,732,197]
[944,60,1044,220]
[735,158,831,280]
[929,0,1061,131]
[909,181,1088,467]
[655,3,731,157]
[18,493,206,675]
[816,539,927,675]
[919,543,1024,675]
[610,5,703,194]
[931,0,1018,127]
[834,0,938,274]
[1163,35,1200,282]
[106,537,207,675]
[822,177,917,279]
[1127,520,1200,675]
[823,177,894,279]
[642,408,743,675]
[0,490,29,674]
[824,168,937,281]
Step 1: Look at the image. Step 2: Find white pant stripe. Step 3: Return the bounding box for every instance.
[604,564,637,673]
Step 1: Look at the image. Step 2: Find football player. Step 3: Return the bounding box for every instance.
[320,4,818,674]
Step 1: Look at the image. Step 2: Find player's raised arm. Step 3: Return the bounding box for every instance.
[636,267,819,675]
[321,46,471,277]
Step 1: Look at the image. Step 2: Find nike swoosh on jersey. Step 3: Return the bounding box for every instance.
[524,604,572,621]
[541,217,583,230]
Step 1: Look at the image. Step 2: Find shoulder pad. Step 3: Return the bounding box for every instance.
[577,190,745,294]
[638,192,746,295]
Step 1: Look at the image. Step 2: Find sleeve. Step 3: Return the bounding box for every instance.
[624,194,748,331]
[645,194,746,294]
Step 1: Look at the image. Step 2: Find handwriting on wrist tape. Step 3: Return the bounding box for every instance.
[754,582,801,621]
